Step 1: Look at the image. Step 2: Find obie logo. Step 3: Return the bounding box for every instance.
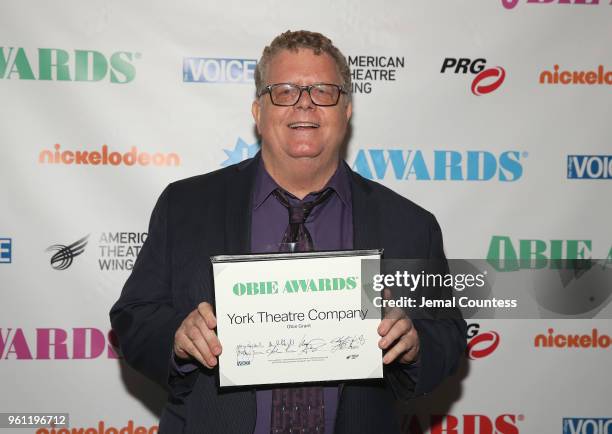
[466,323,500,359]
[502,0,605,10]
[563,418,612,434]
[352,149,525,182]
[0,47,138,83]
[402,414,523,434]
[0,327,121,360]
[487,236,592,271]
[183,57,256,83]
[441,58,506,96]
[39,144,180,167]
[232,277,358,296]
[568,155,612,179]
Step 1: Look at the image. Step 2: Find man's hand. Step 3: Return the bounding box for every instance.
[378,306,420,365]
[174,302,222,369]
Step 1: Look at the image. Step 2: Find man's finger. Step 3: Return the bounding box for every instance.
[201,324,222,356]
[198,302,217,329]
[192,312,222,356]
[378,317,396,337]
[378,310,405,336]
[399,345,420,364]
[174,345,190,360]
[382,288,392,301]
[188,328,217,367]
[176,336,207,366]
[193,314,211,334]
[378,307,407,336]
[383,335,414,364]
[385,307,406,320]
[379,319,411,349]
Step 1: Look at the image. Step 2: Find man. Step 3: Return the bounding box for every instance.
[110,30,466,434]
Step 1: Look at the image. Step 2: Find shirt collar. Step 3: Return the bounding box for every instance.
[252,154,352,210]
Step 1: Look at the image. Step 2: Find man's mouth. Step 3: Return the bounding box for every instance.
[288,121,320,130]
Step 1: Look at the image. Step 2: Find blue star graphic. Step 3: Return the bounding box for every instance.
[221,138,260,167]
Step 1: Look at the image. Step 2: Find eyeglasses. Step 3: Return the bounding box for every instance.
[258,83,347,107]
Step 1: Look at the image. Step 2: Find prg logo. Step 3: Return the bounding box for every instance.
[563,418,612,434]
[441,58,506,96]
[0,238,12,264]
[46,235,89,270]
[466,323,500,359]
[183,57,256,83]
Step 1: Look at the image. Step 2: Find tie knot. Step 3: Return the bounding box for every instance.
[289,205,308,224]
[273,188,333,222]
[273,188,333,252]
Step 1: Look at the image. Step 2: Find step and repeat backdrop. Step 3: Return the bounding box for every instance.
[1,1,611,433]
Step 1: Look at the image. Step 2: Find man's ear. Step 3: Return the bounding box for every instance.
[345,100,352,122]
[252,100,261,133]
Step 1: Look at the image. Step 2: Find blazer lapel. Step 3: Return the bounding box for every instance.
[224,154,259,255]
[349,165,382,251]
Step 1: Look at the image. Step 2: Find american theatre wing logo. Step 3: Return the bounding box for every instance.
[46,235,89,270]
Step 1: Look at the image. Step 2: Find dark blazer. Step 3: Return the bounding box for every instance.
[110,154,467,434]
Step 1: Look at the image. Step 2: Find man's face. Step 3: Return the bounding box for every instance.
[252,49,352,168]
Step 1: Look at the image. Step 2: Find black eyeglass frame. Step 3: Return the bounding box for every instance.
[257,83,348,107]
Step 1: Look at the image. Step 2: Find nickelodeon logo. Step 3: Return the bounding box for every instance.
[38,144,180,167]
[36,420,157,434]
[535,328,611,349]
[539,65,612,85]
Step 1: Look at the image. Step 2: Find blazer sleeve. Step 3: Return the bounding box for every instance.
[385,215,468,400]
[109,185,186,388]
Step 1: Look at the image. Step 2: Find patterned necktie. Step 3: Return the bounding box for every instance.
[270,187,333,434]
[272,188,333,252]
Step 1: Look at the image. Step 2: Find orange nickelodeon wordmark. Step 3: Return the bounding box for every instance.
[534,328,612,348]
[38,143,180,167]
[36,420,158,434]
[539,65,612,85]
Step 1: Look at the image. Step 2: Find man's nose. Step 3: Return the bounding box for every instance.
[294,87,315,109]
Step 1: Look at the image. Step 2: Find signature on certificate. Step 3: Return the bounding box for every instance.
[235,334,366,363]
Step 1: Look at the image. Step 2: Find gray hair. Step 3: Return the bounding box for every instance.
[255,30,352,101]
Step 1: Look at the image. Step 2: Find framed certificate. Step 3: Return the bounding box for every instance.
[211,249,383,388]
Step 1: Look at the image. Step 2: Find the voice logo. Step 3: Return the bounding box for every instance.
[563,418,612,434]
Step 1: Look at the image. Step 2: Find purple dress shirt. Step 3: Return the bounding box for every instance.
[251,159,353,434]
